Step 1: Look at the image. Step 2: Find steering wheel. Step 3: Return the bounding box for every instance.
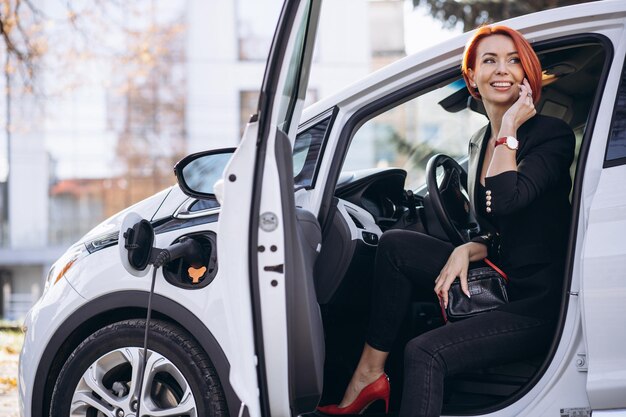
[425,154,473,246]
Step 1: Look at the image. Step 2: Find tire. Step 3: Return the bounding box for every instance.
[50,319,227,417]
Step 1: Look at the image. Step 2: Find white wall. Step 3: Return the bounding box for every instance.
[8,102,48,248]
[310,0,371,100]
[185,0,371,153]
[186,0,243,152]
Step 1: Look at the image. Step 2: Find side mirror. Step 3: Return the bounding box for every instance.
[174,148,236,199]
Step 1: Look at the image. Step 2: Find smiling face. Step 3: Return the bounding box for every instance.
[468,34,526,111]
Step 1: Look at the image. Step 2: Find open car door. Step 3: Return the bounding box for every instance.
[217,1,323,416]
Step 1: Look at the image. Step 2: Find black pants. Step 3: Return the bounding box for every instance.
[366,230,554,417]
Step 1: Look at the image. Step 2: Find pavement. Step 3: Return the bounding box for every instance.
[0,393,19,417]
[0,349,19,417]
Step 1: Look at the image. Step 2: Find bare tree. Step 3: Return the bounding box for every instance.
[111,10,188,211]
[1,1,189,243]
[0,0,46,88]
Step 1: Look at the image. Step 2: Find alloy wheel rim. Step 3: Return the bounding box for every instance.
[69,347,197,417]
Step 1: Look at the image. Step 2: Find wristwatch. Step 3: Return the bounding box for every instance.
[495,136,519,150]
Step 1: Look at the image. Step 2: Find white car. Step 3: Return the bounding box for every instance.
[19,1,626,416]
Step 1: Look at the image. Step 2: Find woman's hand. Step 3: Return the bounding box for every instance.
[500,78,536,134]
[434,245,471,308]
[434,242,488,307]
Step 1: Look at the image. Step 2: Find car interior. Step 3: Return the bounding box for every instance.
[305,37,609,415]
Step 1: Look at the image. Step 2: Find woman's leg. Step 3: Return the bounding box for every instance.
[338,230,454,407]
[367,230,454,351]
[400,311,554,417]
[337,344,389,407]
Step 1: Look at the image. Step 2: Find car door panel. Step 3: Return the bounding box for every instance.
[582,165,626,409]
[217,119,264,417]
[219,1,322,416]
[277,132,324,414]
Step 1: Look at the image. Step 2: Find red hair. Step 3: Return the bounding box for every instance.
[462,25,542,104]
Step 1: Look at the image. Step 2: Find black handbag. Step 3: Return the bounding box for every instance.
[441,258,508,322]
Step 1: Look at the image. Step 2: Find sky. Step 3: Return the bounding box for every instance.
[404,2,463,54]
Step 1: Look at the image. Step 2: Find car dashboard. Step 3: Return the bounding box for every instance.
[314,167,425,304]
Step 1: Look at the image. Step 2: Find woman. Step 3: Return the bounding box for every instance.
[318,25,575,416]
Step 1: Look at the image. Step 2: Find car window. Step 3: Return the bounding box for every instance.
[293,115,331,189]
[189,198,220,213]
[605,57,626,166]
[274,0,313,133]
[343,79,486,191]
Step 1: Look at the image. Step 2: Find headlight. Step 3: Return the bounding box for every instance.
[45,243,88,293]
[84,230,119,254]
[44,231,119,293]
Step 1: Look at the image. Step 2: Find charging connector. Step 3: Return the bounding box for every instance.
[152,236,204,268]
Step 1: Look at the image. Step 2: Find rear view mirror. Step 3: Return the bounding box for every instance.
[174,148,235,199]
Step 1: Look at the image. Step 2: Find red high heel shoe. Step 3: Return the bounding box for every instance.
[317,373,390,415]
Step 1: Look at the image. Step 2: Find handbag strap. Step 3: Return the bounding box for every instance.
[438,296,448,323]
[484,258,508,281]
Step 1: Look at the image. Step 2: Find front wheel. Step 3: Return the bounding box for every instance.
[50,319,227,417]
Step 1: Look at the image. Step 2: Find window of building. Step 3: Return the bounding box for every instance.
[0,181,7,247]
[240,90,260,137]
[0,114,8,246]
[236,0,282,61]
[369,0,405,57]
[239,89,318,139]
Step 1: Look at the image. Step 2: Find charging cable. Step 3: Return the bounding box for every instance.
[122,233,204,416]
[135,263,159,417]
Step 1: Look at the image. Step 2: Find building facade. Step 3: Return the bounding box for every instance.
[0,0,404,320]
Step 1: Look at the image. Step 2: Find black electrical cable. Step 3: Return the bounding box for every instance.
[124,235,203,416]
[136,264,159,417]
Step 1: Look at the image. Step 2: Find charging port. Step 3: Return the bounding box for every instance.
[162,232,217,289]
